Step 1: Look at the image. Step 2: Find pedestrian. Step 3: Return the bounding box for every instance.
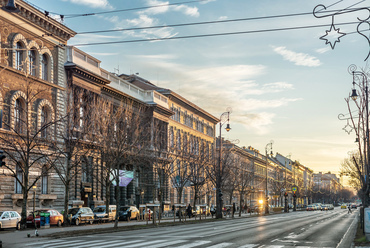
[187,204,192,218]
[210,204,215,218]
[348,205,352,214]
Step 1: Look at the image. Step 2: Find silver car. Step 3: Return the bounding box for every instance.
[0,211,21,230]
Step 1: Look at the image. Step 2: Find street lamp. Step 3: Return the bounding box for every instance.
[216,110,231,219]
[348,64,370,210]
[265,141,273,214]
[284,154,291,213]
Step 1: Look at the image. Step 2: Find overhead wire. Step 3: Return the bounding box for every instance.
[24,0,212,19]
[71,21,359,47]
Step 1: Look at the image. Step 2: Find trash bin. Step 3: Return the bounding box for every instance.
[40,212,50,229]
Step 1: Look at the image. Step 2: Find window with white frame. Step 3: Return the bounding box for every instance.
[28,49,36,76]
[15,164,23,194]
[14,98,24,133]
[41,54,48,81]
[15,42,24,71]
[40,106,49,138]
[41,165,48,194]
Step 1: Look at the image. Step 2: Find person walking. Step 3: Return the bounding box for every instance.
[187,204,192,218]
[210,204,215,218]
[348,205,352,214]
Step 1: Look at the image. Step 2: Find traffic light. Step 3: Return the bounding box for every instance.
[284,192,288,197]
[0,150,5,167]
[218,189,223,200]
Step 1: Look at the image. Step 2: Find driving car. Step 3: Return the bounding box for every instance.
[93,205,116,222]
[26,209,64,227]
[306,205,315,211]
[0,211,21,230]
[118,206,140,221]
[341,204,347,209]
[68,207,94,226]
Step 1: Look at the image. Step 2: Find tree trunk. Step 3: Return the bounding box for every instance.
[63,182,70,225]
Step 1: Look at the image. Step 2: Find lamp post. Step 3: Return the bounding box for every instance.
[265,141,273,214]
[216,110,231,219]
[348,64,370,211]
[284,154,291,213]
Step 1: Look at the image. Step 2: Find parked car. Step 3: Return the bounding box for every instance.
[68,207,94,226]
[93,205,116,222]
[26,209,64,227]
[321,205,328,211]
[0,211,21,230]
[118,206,139,221]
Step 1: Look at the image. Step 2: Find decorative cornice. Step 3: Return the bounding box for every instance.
[1,0,76,43]
[65,63,110,86]
[157,89,219,124]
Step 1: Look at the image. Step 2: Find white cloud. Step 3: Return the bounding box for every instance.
[219,16,228,20]
[140,0,170,15]
[316,47,331,54]
[139,0,199,17]
[64,0,112,9]
[127,55,300,134]
[172,5,199,17]
[273,46,322,67]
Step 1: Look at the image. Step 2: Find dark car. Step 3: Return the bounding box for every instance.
[118,206,139,221]
[68,207,94,226]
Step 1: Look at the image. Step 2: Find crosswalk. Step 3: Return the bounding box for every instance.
[23,238,333,248]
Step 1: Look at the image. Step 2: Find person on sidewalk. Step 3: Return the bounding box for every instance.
[187,204,192,218]
[348,205,352,214]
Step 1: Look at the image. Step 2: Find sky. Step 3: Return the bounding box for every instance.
[24,0,370,174]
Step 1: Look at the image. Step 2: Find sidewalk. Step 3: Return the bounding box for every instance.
[1,211,266,247]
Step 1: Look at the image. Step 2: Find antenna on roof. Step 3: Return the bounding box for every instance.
[114,65,119,75]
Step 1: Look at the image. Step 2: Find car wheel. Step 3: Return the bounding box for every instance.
[57,220,62,227]
[75,218,80,226]
[16,222,20,230]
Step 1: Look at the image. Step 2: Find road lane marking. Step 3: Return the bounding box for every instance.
[23,240,70,246]
[124,240,167,247]
[148,240,188,248]
[237,245,258,248]
[77,240,125,248]
[171,240,211,247]
[207,243,233,248]
[87,240,142,248]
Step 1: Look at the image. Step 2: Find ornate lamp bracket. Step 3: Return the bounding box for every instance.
[313,4,370,60]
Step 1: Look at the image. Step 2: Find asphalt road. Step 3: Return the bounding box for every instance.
[6,208,358,248]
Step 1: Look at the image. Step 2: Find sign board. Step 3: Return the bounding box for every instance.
[146,203,160,207]
[365,208,370,233]
[174,204,186,207]
[292,186,298,193]
[139,205,146,208]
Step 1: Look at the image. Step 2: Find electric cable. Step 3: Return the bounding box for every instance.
[71,21,359,47]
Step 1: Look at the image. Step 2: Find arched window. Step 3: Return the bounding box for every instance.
[15,42,24,70]
[14,98,24,133]
[41,165,48,194]
[40,106,48,138]
[15,164,23,194]
[41,54,48,81]
[28,49,36,76]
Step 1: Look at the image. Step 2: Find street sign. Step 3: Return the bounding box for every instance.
[292,186,298,193]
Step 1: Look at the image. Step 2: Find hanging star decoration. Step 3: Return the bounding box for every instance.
[342,120,353,135]
[320,22,346,49]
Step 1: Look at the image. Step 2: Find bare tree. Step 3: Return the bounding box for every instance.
[93,95,150,228]
[51,82,96,224]
[188,139,210,207]
[236,158,255,216]
[0,76,60,228]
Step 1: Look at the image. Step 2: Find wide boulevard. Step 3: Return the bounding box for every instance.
[8,208,357,248]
